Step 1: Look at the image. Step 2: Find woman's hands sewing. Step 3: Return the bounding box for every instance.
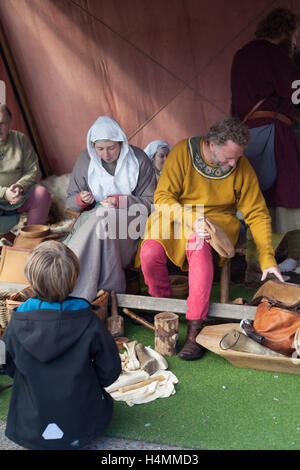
[80,191,95,205]
[100,196,118,208]
[100,195,127,209]
[79,192,123,209]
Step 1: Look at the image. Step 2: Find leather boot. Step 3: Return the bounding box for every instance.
[178,319,205,360]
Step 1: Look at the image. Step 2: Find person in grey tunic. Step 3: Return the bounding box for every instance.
[64,116,156,301]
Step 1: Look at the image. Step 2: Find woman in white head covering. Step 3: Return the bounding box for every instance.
[144,140,171,181]
[86,116,139,205]
[65,116,156,301]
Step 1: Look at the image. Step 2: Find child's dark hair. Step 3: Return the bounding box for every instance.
[24,240,80,303]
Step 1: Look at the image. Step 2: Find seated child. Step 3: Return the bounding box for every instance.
[0,240,121,450]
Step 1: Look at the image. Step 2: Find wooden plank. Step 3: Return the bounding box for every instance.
[0,286,257,321]
[116,294,256,321]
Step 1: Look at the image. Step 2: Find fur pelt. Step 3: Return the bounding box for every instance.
[41,174,71,210]
[41,174,71,224]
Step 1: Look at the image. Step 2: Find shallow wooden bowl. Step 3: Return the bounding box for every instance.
[20,225,50,238]
[115,337,130,350]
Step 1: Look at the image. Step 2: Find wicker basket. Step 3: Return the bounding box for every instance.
[0,292,18,330]
[8,286,35,302]
[169,275,188,299]
[1,287,35,330]
[5,299,22,319]
[0,306,11,329]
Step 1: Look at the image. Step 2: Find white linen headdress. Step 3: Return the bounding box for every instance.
[87,116,139,202]
[143,140,171,160]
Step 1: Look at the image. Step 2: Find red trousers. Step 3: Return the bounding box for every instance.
[140,233,214,320]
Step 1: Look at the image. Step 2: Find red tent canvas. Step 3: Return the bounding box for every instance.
[0,0,298,175]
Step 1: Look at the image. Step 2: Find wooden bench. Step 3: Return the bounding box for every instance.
[115,293,256,321]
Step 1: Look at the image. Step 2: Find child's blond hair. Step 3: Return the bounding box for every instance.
[24,240,80,303]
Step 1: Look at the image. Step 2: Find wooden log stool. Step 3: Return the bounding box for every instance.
[154,312,179,356]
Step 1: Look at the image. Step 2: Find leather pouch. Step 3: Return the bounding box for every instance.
[204,217,235,258]
[253,298,300,356]
[252,279,300,307]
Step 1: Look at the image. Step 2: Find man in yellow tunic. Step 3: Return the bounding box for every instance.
[138,117,284,360]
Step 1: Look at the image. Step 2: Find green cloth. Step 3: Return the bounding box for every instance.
[0,213,20,234]
[101,159,117,176]
[0,130,41,203]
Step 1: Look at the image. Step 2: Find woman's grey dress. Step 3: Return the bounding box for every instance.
[64,146,156,301]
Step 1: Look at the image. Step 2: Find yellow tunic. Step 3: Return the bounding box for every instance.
[136,138,276,271]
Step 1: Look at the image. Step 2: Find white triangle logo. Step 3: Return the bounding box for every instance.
[42,423,64,440]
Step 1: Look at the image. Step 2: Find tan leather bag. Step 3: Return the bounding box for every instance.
[252,279,300,307]
[204,217,235,258]
[253,298,300,356]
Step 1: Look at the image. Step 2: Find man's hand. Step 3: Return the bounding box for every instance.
[80,191,95,205]
[261,266,285,283]
[5,184,24,205]
[193,216,211,240]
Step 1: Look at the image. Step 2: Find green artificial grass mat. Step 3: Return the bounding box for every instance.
[106,283,300,450]
[105,310,300,450]
[2,283,300,450]
[0,376,12,420]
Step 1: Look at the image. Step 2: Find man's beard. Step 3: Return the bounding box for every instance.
[211,151,231,172]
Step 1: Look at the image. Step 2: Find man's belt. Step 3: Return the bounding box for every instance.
[246,110,292,126]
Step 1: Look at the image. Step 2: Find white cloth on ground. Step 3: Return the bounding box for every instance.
[105,346,178,406]
[106,370,178,407]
